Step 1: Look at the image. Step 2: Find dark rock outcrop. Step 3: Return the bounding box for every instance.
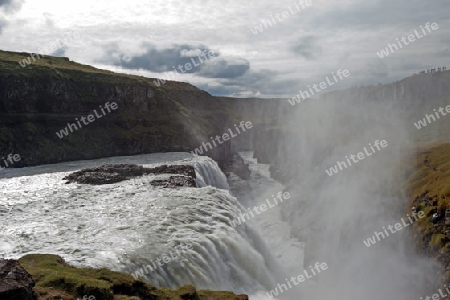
[223,153,251,180]
[146,164,196,179]
[68,171,125,185]
[63,164,197,187]
[151,175,196,188]
[0,259,35,300]
[63,164,147,184]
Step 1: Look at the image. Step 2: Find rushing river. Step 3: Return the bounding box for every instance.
[0,148,438,299]
[0,152,300,298]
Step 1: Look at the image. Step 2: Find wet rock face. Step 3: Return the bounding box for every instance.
[63,164,197,187]
[0,70,238,172]
[223,153,251,180]
[0,259,36,300]
[65,171,126,184]
[63,164,145,184]
[146,164,196,179]
[151,175,197,188]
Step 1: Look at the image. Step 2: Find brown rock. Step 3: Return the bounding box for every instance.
[63,164,197,187]
[0,259,36,300]
[150,175,197,188]
[145,165,196,179]
[63,164,144,184]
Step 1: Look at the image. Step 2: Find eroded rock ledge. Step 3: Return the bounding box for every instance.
[63,164,197,187]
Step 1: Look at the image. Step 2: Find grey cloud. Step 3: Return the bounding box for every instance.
[435,48,450,58]
[108,44,219,74]
[103,43,250,79]
[0,0,24,34]
[43,12,55,28]
[197,84,239,97]
[0,18,6,33]
[13,0,444,99]
[198,58,250,78]
[0,0,13,7]
[362,59,390,80]
[0,0,23,13]
[199,69,302,97]
[396,61,430,72]
[309,0,450,31]
[50,46,67,57]
[292,35,323,60]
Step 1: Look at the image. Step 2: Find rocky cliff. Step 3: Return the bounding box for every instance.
[0,50,292,173]
[0,50,236,169]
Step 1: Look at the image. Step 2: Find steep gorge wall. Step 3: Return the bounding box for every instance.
[214,97,288,165]
[250,70,450,183]
[4,50,447,176]
[0,52,237,168]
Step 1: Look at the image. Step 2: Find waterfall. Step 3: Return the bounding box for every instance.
[125,156,282,294]
[191,155,230,190]
[0,152,281,296]
[126,187,282,294]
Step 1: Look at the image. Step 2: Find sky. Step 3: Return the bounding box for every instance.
[0,0,449,98]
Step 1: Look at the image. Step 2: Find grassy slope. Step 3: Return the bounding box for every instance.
[405,142,450,282]
[0,49,146,82]
[19,254,248,300]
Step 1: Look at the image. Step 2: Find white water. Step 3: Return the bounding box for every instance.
[233,152,307,299]
[0,147,434,299]
[191,156,229,189]
[0,153,282,296]
[233,153,305,278]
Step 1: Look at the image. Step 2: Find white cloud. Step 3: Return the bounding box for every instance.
[0,0,448,97]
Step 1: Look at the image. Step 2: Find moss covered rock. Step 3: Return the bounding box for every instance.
[18,254,247,300]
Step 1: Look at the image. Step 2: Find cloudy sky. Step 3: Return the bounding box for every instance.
[0,0,449,98]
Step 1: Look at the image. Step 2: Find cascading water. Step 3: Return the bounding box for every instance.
[190,155,230,189]
[125,186,280,292]
[0,153,280,295]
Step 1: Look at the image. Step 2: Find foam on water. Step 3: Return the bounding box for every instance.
[0,152,281,295]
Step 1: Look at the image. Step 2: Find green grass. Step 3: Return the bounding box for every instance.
[405,142,450,280]
[0,49,153,87]
[407,143,450,208]
[430,233,446,250]
[19,254,153,300]
[19,254,248,300]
